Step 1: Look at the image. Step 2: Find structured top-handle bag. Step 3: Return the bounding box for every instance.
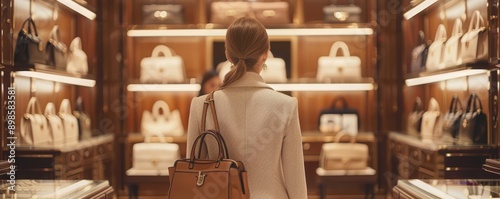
[67,37,89,75]
[20,97,52,146]
[14,18,46,67]
[210,0,252,25]
[426,24,447,71]
[168,91,250,199]
[141,100,184,136]
[131,133,180,172]
[421,98,442,140]
[461,10,488,63]
[259,51,287,83]
[319,132,368,170]
[458,93,487,144]
[44,102,64,145]
[250,1,290,25]
[59,99,79,145]
[410,30,429,73]
[443,19,464,67]
[317,41,362,81]
[442,95,463,141]
[74,97,92,140]
[45,25,68,70]
[323,0,362,23]
[142,4,184,24]
[407,97,424,136]
[318,96,359,135]
[140,45,186,83]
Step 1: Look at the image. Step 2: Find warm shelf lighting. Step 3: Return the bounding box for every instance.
[268,83,375,91]
[403,0,438,20]
[127,84,201,92]
[57,0,96,20]
[405,69,488,86]
[16,71,96,87]
[127,28,374,37]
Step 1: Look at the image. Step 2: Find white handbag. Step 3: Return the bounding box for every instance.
[461,10,488,63]
[20,97,52,146]
[421,98,442,140]
[66,37,88,75]
[140,45,186,84]
[425,24,447,71]
[44,102,64,145]
[141,100,184,136]
[443,19,464,67]
[132,135,180,171]
[59,99,79,145]
[319,132,368,170]
[317,41,361,81]
[260,51,287,83]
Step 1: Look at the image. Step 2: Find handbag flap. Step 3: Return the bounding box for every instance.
[321,143,368,160]
[133,143,180,161]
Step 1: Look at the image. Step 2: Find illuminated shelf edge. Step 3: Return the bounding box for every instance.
[15,71,96,87]
[405,69,488,86]
[127,83,375,92]
[127,28,374,37]
[127,84,201,92]
[56,0,96,20]
[403,0,438,20]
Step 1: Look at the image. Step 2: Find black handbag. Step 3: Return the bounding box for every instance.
[142,4,184,24]
[407,97,424,136]
[442,95,463,140]
[14,18,46,67]
[45,25,68,70]
[318,96,360,134]
[74,97,92,140]
[458,93,488,144]
[410,30,429,73]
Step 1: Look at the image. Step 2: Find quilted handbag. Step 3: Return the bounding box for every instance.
[45,25,68,70]
[461,10,488,63]
[132,134,180,171]
[318,96,359,135]
[443,19,464,67]
[317,41,362,81]
[319,132,368,170]
[140,45,186,83]
[442,95,463,141]
[59,99,79,145]
[210,1,252,25]
[141,100,184,136]
[420,98,442,140]
[259,51,287,83]
[458,93,487,144]
[44,102,64,145]
[425,24,447,71]
[323,0,362,23]
[20,97,52,146]
[410,30,429,73]
[14,18,46,67]
[66,37,89,75]
[74,97,92,140]
[407,97,424,136]
[168,92,250,199]
[250,1,290,25]
[142,4,184,24]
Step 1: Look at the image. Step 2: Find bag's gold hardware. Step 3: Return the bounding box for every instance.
[38,42,44,51]
[462,119,468,128]
[196,171,206,187]
[334,12,349,21]
[263,10,276,17]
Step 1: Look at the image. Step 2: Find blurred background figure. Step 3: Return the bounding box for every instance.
[198,70,221,96]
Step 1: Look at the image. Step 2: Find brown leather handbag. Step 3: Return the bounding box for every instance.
[168,92,250,199]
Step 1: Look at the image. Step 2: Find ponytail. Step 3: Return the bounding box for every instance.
[220,58,248,89]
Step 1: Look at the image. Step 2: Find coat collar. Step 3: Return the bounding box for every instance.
[223,72,274,90]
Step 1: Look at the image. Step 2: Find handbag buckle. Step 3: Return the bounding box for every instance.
[196,171,206,187]
[334,11,350,21]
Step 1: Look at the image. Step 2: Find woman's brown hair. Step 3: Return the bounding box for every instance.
[220,17,270,88]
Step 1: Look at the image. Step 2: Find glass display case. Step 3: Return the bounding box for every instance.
[0,180,113,199]
[393,179,500,199]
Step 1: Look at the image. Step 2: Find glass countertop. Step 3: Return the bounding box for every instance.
[0,180,110,198]
[397,179,500,199]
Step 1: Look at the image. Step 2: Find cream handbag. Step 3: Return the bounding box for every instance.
[443,19,464,67]
[421,98,442,140]
[260,51,287,83]
[141,100,184,136]
[44,102,64,145]
[59,99,79,145]
[20,97,52,146]
[425,24,447,71]
[210,1,252,25]
[250,1,290,25]
[132,134,180,171]
[140,45,185,84]
[317,41,361,81]
[461,10,488,63]
[319,132,368,170]
[66,37,88,75]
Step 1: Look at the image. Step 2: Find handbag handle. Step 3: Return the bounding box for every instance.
[465,93,483,113]
[26,97,43,115]
[189,130,226,163]
[413,97,424,112]
[427,98,440,112]
[330,96,349,110]
[151,45,174,57]
[198,91,230,159]
[334,131,356,143]
[70,37,83,51]
[328,41,351,57]
[434,24,447,42]
[448,95,463,113]
[451,18,463,36]
[468,10,485,32]
[59,99,72,115]
[20,18,39,36]
[152,100,171,118]
[44,102,57,116]
[49,25,63,42]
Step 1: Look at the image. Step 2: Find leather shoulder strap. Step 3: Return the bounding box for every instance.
[201,91,220,132]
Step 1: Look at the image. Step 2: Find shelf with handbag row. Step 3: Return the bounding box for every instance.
[6,63,96,88]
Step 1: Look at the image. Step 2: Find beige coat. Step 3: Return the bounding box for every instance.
[187,72,307,199]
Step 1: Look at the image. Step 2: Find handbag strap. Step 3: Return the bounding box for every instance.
[329,41,350,57]
[452,18,463,36]
[44,102,57,116]
[434,24,447,42]
[448,95,463,113]
[59,99,72,115]
[21,18,39,36]
[26,97,42,115]
[334,131,356,143]
[468,10,485,32]
[201,91,220,132]
[151,45,174,57]
[465,93,483,113]
[331,96,349,109]
[49,25,62,42]
[152,100,171,118]
[413,97,424,112]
